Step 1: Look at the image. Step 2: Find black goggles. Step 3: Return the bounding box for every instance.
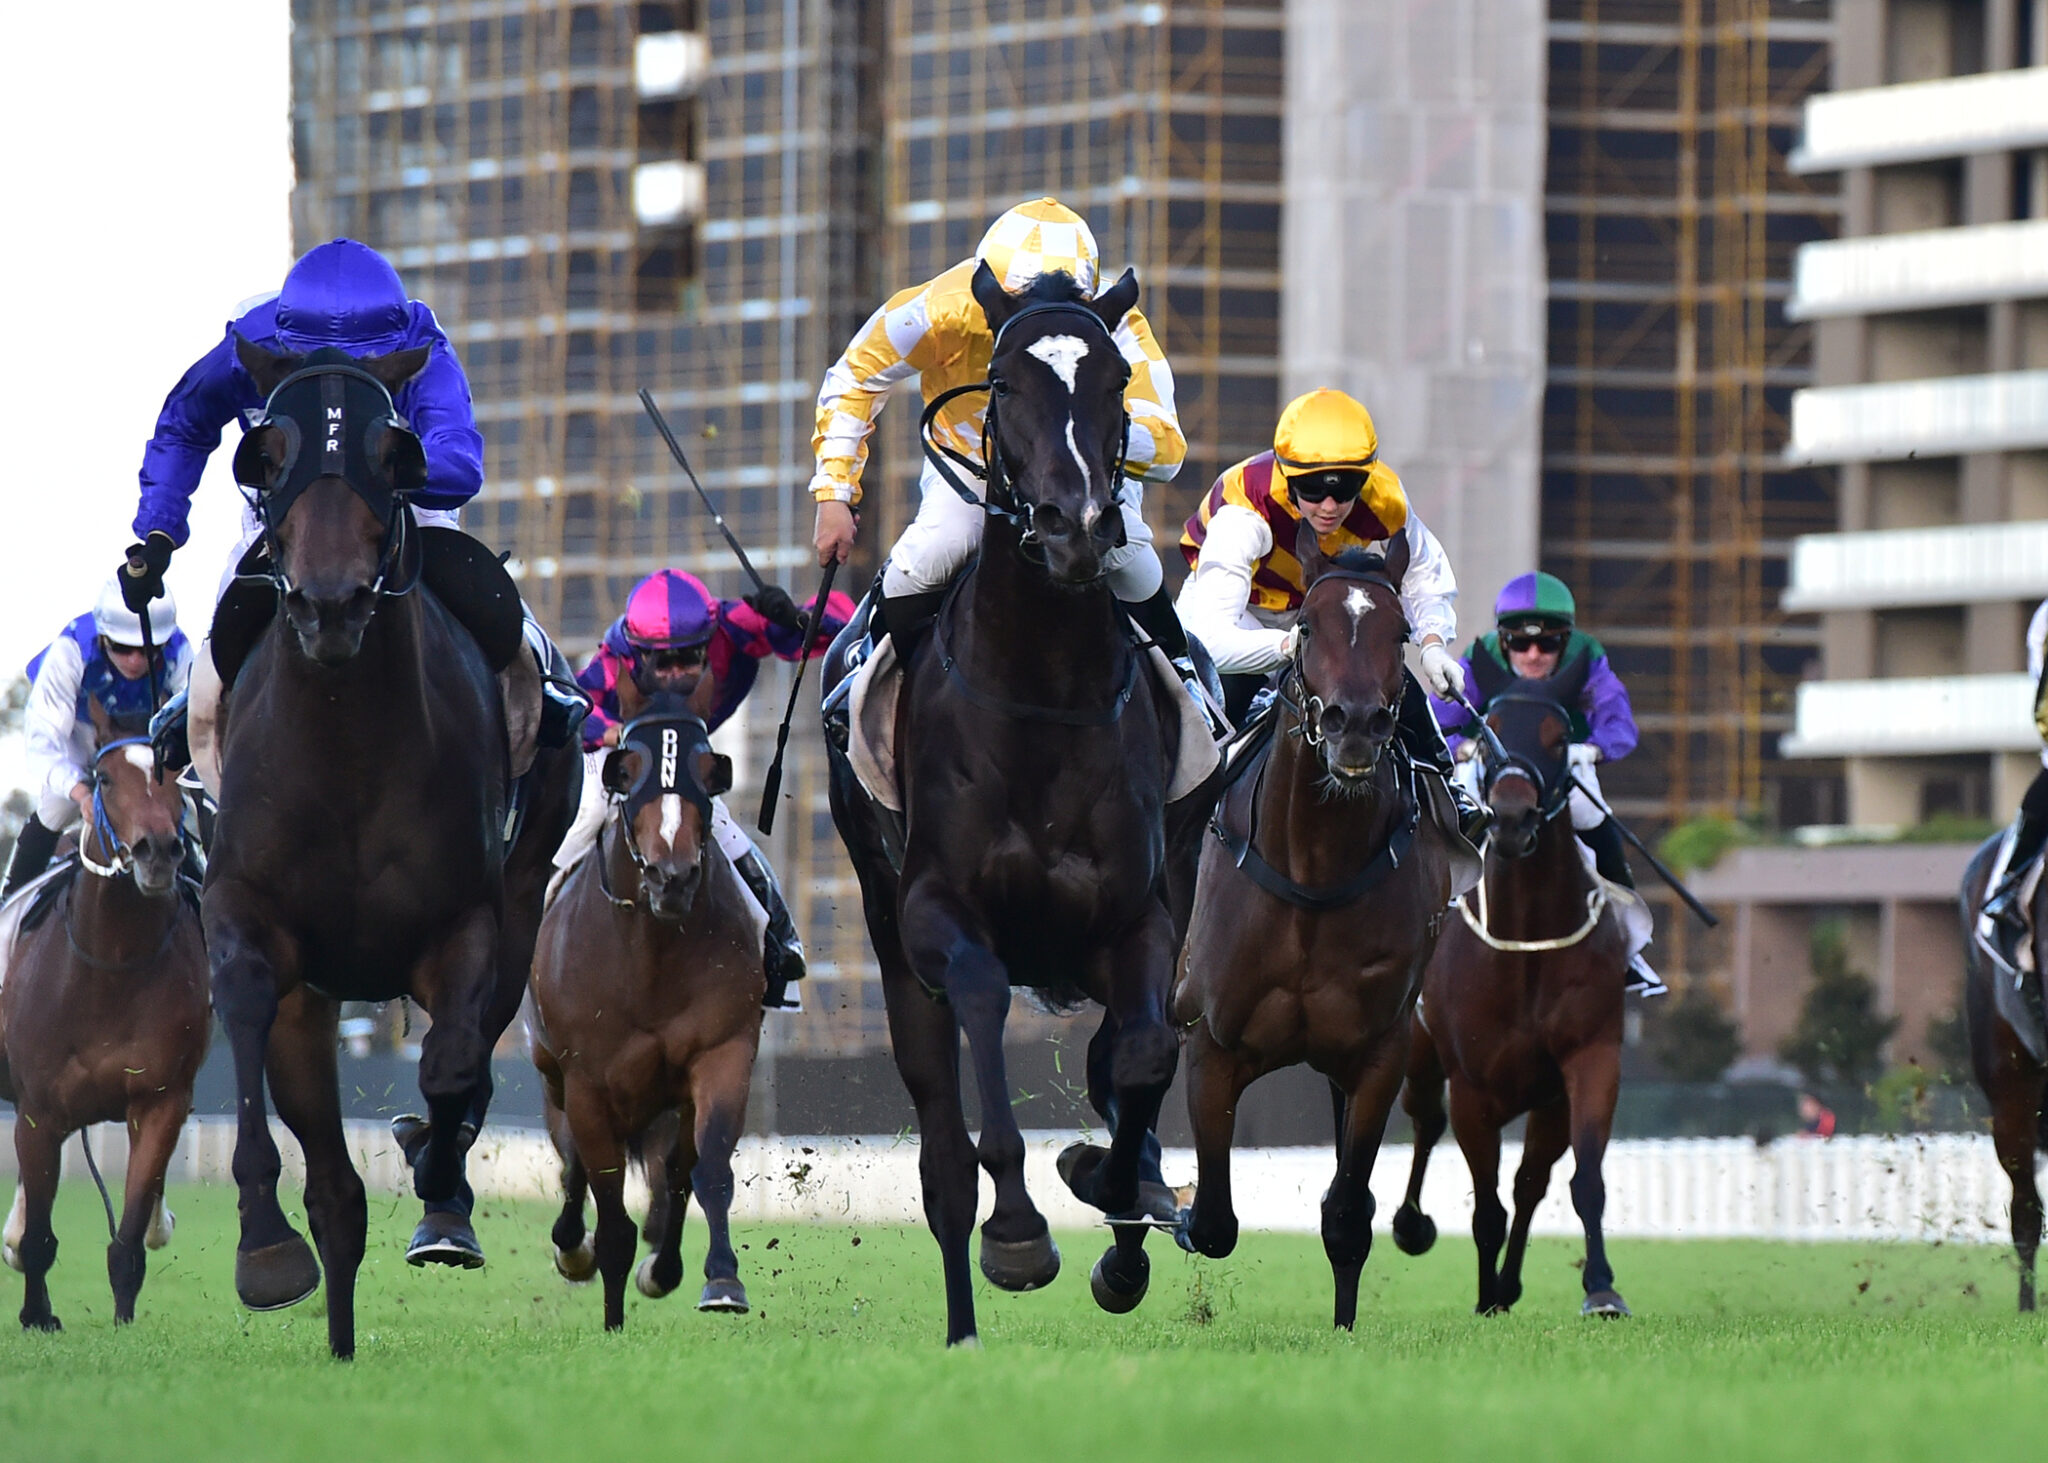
[1288,468,1370,505]
[1500,627,1569,655]
[638,644,709,673]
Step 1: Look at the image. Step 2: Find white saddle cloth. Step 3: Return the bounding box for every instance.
[844,634,1220,815]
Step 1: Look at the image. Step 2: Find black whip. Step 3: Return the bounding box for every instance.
[638,388,768,595]
[757,558,839,836]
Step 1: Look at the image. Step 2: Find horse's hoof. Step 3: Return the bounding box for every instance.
[19,1312,61,1333]
[1476,1301,1512,1317]
[635,1254,681,1299]
[978,1230,1061,1292]
[145,1199,175,1251]
[1090,1246,1149,1315]
[1582,1290,1631,1318]
[553,1239,597,1284]
[405,1212,485,1269]
[1390,1203,1436,1256]
[1055,1142,1136,1215]
[236,1235,321,1312]
[698,1278,750,1313]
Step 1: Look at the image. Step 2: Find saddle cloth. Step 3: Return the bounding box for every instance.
[1573,837,1654,964]
[844,633,1221,815]
[0,860,78,1004]
[1975,825,2046,1060]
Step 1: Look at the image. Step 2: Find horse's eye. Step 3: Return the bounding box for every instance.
[990,376,1011,398]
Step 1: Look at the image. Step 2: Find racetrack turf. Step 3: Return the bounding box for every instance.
[3,1180,2046,1462]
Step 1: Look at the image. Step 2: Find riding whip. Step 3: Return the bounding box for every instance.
[123,543,164,716]
[757,557,839,836]
[1446,687,1510,771]
[638,388,769,595]
[1567,770,1722,929]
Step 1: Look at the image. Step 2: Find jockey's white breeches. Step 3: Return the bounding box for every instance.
[215,500,462,601]
[880,458,1161,602]
[554,750,757,873]
[1453,754,1608,832]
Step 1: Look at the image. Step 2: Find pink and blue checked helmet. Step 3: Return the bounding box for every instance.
[622,569,719,652]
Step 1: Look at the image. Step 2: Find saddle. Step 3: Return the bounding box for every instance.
[1977,827,2048,1060]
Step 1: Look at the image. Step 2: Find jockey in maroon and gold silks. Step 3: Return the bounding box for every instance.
[1180,451,1409,617]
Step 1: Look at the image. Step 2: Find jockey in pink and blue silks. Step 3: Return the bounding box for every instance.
[557,569,855,1009]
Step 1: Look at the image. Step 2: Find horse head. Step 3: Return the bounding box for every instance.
[970,262,1141,587]
[84,700,187,899]
[232,336,430,665]
[1288,523,1412,789]
[600,695,733,922]
[1477,683,1573,858]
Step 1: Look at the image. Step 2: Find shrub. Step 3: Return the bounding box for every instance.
[1648,985,1742,1083]
[1778,920,1899,1088]
[1657,817,1753,874]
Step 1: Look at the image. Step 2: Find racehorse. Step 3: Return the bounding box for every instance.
[528,698,764,1331]
[1172,530,1458,1329]
[824,264,1210,1345]
[1960,837,2048,1311]
[205,338,526,1357]
[0,704,208,1330]
[1390,679,1632,1316]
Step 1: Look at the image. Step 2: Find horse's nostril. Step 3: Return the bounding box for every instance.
[1319,704,1348,740]
[1364,708,1394,741]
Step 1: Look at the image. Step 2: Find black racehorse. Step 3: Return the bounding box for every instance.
[204,338,544,1357]
[824,264,1214,1346]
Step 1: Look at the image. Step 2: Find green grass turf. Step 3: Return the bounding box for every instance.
[4,1181,2048,1462]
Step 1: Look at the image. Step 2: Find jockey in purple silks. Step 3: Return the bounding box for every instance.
[121,238,583,757]
[556,568,856,1009]
[1430,571,1664,995]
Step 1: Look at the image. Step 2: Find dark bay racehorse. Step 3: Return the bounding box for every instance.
[205,339,521,1357]
[529,699,764,1331]
[1391,682,1632,1316]
[1,706,208,1329]
[1172,531,1457,1328]
[1960,836,2047,1311]
[824,265,1210,1345]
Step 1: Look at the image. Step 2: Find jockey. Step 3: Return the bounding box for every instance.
[1176,387,1489,846]
[1982,597,2048,968]
[1430,571,1664,995]
[4,578,193,901]
[121,238,583,748]
[808,196,1192,660]
[558,568,856,1009]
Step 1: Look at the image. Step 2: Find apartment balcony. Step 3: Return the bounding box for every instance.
[1780,673,2035,757]
[1788,219,2048,320]
[1783,520,2048,610]
[635,31,709,97]
[1790,65,2048,172]
[632,161,706,226]
[1785,370,2048,464]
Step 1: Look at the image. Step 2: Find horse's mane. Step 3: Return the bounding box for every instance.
[1328,547,1390,577]
[1012,268,1091,307]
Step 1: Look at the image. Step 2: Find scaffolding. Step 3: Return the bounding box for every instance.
[1542,0,1839,848]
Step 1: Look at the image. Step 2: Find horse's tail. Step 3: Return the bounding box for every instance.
[77,1129,117,1243]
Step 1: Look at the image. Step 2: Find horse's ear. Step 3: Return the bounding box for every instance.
[1382,524,1412,586]
[87,696,113,746]
[1092,267,1139,329]
[234,333,301,396]
[371,420,428,493]
[702,753,734,799]
[601,748,638,797]
[232,422,293,490]
[1294,514,1331,588]
[971,258,1017,334]
[357,344,431,392]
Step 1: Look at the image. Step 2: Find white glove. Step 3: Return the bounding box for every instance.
[1275,624,1302,665]
[1567,742,1601,768]
[1419,642,1464,701]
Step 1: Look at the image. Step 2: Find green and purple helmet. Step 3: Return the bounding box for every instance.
[1494,572,1576,634]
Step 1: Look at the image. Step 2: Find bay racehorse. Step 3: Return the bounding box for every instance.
[205,338,527,1357]
[529,697,764,1330]
[1960,835,2048,1310]
[1172,530,1459,1328]
[824,264,1212,1345]
[1,704,208,1329]
[1391,679,1632,1316]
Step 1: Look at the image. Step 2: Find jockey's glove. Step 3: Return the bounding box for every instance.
[1567,742,1602,767]
[745,584,805,633]
[1419,642,1465,701]
[120,531,176,612]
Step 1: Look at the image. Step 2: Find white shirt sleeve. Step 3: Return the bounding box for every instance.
[2029,599,2048,684]
[25,637,88,807]
[1175,504,1293,675]
[1399,512,1458,647]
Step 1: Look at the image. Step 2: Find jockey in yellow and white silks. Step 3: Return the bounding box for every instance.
[809,197,1193,655]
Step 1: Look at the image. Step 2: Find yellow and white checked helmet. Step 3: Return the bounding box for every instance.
[975,197,1100,297]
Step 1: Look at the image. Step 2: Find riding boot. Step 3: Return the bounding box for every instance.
[2,816,60,903]
[149,688,191,773]
[1397,676,1491,846]
[1579,816,1635,889]
[1122,586,1190,660]
[879,587,947,662]
[734,848,807,1008]
[1126,588,1229,739]
[1985,772,2048,969]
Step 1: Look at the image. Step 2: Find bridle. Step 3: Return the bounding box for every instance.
[1274,568,1406,763]
[68,736,188,971]
[918,296,1133,556]
[596,712,717,913]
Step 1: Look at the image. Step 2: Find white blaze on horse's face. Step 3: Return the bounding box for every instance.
[658,794,685,853]
[1026,334,1089,393]
[1345,585,1373,647]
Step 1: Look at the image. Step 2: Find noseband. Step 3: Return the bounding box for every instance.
[1276,569,1406,762]
[918,297,1133,554]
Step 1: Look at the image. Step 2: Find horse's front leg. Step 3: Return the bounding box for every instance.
[407,906,499,1266]
[1066,905,1178,1219]
[206,909,320,1311]
[1323,1028,1409,1330]
[900,882,1058,1295]
[11,1110,63,1331]
[1561,1041,1629,1316]
[108,1093,188,1325]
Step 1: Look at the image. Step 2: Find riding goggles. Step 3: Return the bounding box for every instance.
[1500,624,1569,655]
[1286,467,1371,505]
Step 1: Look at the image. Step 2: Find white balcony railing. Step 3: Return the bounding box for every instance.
[1789,219,2048,320]
[1780,673,2036,757]
[634,31,709,97]
[1791,66,2048,172]
[632,161,706,227]
[1783,520,2048,611]
[1786,370,2048,464]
